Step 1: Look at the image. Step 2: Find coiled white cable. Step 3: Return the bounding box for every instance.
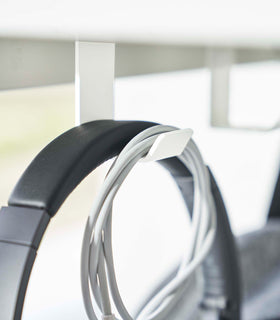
[81,125,217,320]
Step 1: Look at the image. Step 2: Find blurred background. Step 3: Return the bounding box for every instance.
[0,62,279,318]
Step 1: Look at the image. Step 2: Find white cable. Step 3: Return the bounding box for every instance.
[81,125,217,320]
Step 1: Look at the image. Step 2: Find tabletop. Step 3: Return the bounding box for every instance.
[1,0,280,48]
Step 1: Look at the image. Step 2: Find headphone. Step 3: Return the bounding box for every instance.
[0,120,241,320]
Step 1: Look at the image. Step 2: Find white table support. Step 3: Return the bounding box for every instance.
[208,48,280,131]
[208,48,234,128]
[75,41,115,125]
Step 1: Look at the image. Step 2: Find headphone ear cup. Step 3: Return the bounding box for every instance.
[2,120,158,320]
[159,159,241,319]
[202,169,241,320]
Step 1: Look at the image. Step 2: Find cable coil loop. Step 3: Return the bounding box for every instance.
[81,125,217,320]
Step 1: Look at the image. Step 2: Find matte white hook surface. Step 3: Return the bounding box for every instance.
[142,128,193,162]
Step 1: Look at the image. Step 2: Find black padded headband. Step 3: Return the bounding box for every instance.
[0,120,241,319]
